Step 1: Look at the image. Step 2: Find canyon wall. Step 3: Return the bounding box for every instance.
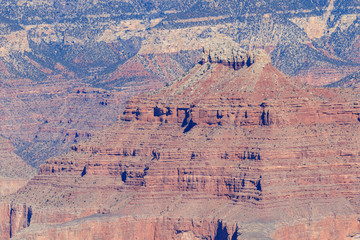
[1,0,360,168]
[2,50,359,239]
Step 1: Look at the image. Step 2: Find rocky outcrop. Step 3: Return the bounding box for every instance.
[0,137,36,197]
[3,50,360,239]
[200,41,271,70]
[1,0,360,170]
[12,217,239,240]
[0,202,32,239]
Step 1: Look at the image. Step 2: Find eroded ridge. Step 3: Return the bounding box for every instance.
[3,49,360,239]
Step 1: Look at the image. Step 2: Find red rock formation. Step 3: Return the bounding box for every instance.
[3,49,360,239]
[0,203,32,240]
[12,217,239,240]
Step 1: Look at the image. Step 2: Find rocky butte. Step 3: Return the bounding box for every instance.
[1,43,360,239]
[2,0,360,170]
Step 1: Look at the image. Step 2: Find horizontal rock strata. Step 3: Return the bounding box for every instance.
[3,50,360,239]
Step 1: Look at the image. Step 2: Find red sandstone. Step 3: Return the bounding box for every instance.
[2,51,360,239]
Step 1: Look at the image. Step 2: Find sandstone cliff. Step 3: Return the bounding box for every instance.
[1,0,360,169]
[2,49,360,239]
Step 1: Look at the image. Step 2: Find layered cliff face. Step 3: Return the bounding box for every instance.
[2,49,360,239]
[12,217,239,240]
[1,0,360,168]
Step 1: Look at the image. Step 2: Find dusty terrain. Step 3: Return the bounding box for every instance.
[0,137,35,197]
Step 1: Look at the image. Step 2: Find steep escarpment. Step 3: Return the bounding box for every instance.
[3,49,360,239]
[12,217,239,240]
[0,202,32,239]
[1,0,360,169]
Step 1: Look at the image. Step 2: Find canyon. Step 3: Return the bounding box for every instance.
[1,46,360,239]
[1,1,360,239]
[1,0,360,169]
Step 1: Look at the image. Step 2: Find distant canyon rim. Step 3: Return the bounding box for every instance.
[1,0,360,239]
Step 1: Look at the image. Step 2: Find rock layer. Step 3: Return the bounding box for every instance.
[3,50,360,239]
[2,0,360,169]
[12,217,239,240]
